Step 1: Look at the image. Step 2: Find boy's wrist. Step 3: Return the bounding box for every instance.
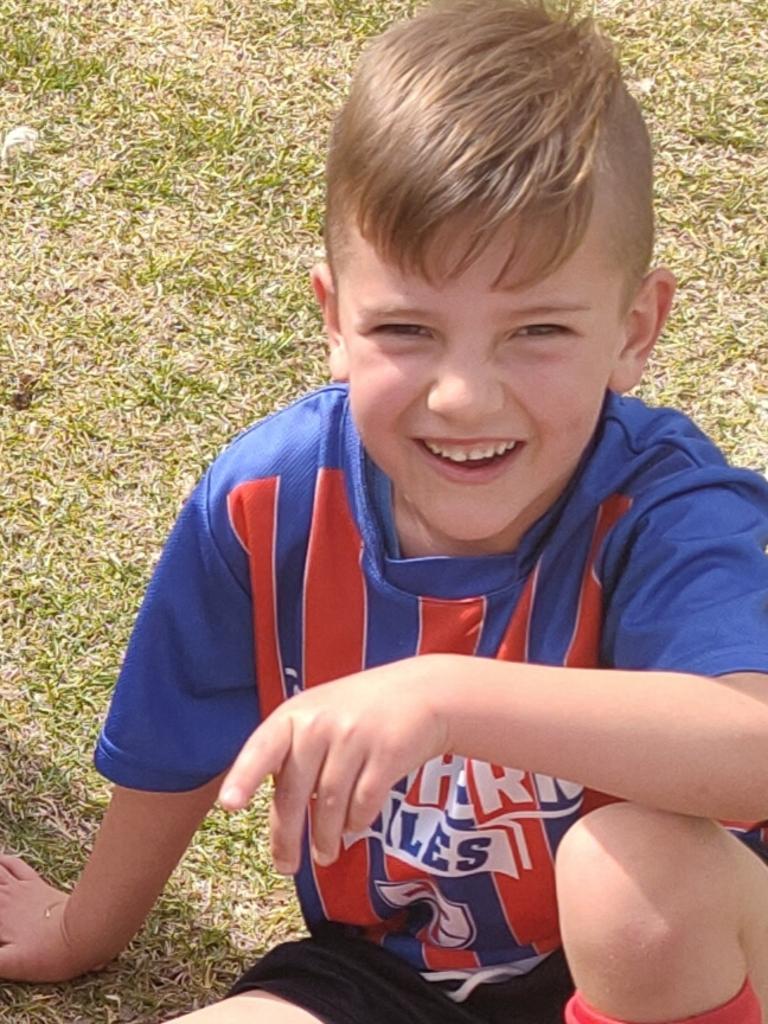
[57,894,111,977]
[418,653,486,758]
[53,896,92,978]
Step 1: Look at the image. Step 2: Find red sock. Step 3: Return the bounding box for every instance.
[565,979,761,1024]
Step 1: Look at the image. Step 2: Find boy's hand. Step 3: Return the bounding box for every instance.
[0,855,85,982]
[0,783,222,983]
[219,655,452,874]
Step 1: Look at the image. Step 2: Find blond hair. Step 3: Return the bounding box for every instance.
[324,0,654,291]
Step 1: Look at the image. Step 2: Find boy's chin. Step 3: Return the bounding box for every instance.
[399,513,526,558]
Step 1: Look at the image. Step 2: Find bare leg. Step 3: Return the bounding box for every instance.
[165,990,327,1022]
[555,802,768,1022]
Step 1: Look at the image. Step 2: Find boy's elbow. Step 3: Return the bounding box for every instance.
[716,673,768,821]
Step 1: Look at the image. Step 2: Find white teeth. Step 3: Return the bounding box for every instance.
[425,440,517,462]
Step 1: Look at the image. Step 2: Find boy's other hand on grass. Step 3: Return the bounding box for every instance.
[0,854,85,982]
[219,655,453,874]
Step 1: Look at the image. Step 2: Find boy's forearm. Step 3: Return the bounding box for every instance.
[436,655,768,821]
[63,779,220,970]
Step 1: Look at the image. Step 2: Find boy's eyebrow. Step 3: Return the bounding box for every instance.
[499,302,592,316]
[360,305,435,320]
[360,302,592,319]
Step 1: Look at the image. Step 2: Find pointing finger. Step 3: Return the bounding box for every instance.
[219,716,293,811]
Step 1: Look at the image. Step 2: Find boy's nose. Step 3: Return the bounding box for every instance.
[426,361,505,420]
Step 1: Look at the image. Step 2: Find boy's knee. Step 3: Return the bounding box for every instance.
[555,803,755,1016]
[555,803,736,971]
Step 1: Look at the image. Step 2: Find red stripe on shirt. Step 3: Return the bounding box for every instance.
[490,811,560,953]
[561,495,634,849]
[470,560,559,950]
[565,494,632,668]
[303,468,366,687]
[301,469,372,923]
[227,479,285,718]
[422,941,482,970]
[496,560,540,662]
[418,597,485,656]
[310,812,379,927]
[465,760,560,952]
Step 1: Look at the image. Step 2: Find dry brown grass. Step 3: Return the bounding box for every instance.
[0,0,765,1020]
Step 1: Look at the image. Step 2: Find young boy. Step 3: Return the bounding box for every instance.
[1,1,767,1022]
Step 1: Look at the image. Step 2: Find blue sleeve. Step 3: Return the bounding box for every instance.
[94,469,260,792]
[601,469,768,677]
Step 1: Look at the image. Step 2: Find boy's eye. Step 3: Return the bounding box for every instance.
[516,323,568,337]
[375,323,431,337]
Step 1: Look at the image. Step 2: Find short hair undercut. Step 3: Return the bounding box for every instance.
[324,0,654,293]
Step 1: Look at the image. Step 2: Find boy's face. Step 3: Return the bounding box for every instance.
[313,214,674,558]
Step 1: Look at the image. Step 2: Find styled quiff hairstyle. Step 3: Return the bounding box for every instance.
[325,0,654,291]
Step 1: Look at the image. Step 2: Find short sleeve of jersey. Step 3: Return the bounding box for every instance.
[600,451,768,678]
[94,464,260,792]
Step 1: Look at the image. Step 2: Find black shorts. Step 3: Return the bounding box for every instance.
[228,925,574,1024]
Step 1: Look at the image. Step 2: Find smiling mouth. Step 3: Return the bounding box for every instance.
[421,439,519,469]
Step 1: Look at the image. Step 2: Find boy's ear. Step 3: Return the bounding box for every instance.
[609,268,677,394]
[311,262,349,382]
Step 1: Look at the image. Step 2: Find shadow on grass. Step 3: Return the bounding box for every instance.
[0,729,271,1024]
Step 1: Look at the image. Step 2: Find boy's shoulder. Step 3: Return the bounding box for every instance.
[576,390,767,586]
[586,391,767,506]
[193,384,359,570]
[587,394,768,677]
[208,383,352,491]
[601,391,724,468]
[560,392,768,587]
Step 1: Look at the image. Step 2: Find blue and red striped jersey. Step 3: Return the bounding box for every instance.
[96,385,768,987]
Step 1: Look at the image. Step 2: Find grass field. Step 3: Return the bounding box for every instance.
[1,0,766,1020]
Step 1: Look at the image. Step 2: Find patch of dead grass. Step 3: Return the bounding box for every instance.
[0,0,765,1019]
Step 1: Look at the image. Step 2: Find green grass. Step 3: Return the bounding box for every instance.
[0,0,766,1020]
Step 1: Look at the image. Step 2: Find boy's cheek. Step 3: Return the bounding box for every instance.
[347,363,416,416]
